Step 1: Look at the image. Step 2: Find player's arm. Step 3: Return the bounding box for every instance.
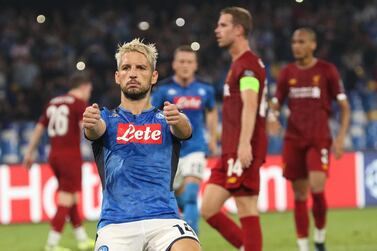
[163,101,192,139]
[23,123,45,169]
[333,95,350,159]
[206,106,218,155]
[238,76,259,168]
[83,103,106,140]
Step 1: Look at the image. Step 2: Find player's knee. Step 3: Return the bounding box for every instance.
[183,183,199,204]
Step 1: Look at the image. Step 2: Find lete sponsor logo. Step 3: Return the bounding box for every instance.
[116,123,162,144]
[173,96,201,110]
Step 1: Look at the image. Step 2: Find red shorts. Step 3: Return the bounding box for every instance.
[282,139,331,180]
[207,153,264,196]
[49,154,83,193]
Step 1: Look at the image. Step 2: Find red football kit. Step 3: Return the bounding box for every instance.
[39,94,87,192]
[275,59,346,179]
[208,50,268,194]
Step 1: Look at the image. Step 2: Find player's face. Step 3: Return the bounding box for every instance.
[172,51,197,81]
[291,31,316,60]
[215,14,236,48]
[115,51,158,100]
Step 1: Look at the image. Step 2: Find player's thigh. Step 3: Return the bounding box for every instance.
[306,144,330,174]
[170,238,201,251]
[145,219,199,251]
[283,140,307,180]
[95,222,144,251]
[200,184,230,219]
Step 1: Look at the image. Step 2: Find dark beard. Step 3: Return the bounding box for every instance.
[122,86,151,100]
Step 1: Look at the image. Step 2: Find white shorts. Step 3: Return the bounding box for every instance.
[173,152,206,190]
[95,218,199,251]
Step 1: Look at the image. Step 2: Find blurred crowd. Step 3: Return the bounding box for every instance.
[0,0,377,162]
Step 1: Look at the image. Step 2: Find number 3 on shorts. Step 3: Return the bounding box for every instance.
[227,158,243,177]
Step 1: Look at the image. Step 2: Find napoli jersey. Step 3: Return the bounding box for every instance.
[152,77,216,156]
[90,106,182,229]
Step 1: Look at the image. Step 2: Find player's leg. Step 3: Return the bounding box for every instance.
[283,140,310,251]
[170,238,201,251]
[307,145,330,251]
[201,184,243,249]
[175,152,206,234]
[234,194,261,251]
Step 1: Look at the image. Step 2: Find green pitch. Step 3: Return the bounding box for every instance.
[0,208,376,251]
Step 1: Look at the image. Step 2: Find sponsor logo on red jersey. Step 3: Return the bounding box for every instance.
[173,96,201,109]
[116,123,162,144]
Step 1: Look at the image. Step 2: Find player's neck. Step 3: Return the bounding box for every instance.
[68,89,83,100]
[173,75,194,87]
[229,38,250,61]
[296,57,317,69]
[120,95,152,115]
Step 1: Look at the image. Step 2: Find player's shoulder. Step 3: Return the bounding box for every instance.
[238,50,265,71]
[316,59,338,70]
[194,78,215,89]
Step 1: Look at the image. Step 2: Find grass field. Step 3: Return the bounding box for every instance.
[1,208,376,251]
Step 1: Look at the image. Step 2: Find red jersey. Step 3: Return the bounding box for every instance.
[221,50,268,160]
[39,94,86,157]
[275,59,346,141]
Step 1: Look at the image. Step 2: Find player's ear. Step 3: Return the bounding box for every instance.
[151,70,158,85]
[115,71,120,85]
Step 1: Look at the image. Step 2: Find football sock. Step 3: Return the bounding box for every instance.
[240,216,262,251]
[182,183,200,234]
[314,228,326,243]
[51,205,70,232]
[206,212,243,248]
[312,192,327,230]
[46,230,62,247]
[69,204,82,228]
[297,238,310,251]
[74,226,89,242]
[294,200,309,238]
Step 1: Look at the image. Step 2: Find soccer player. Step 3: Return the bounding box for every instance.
[83,38,201,251]
[268,28,350,251]
[151,45,218,234]
[23,72,94,251]
[200,7,268,251]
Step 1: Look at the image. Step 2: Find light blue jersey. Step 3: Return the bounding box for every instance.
[90,106,183,229]
[152,78,216,157]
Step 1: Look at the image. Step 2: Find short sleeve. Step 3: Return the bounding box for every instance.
[327,64,346,101]
[205,85,216,110]
[151,87,165,109]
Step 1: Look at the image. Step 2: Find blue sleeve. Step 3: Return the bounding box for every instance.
[206,85,216,110]
[151,87,164,109]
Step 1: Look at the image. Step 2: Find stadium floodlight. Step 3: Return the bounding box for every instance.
[295,0,304,2]
[76,61,86,71]
[191,42,200,51]
[138,21,150,31]
[36,15,46,24]
[176,18,185,27]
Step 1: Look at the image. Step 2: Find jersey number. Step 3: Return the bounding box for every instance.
[227,158,243,177]
[46,105,69,137]
[173,223,196,236]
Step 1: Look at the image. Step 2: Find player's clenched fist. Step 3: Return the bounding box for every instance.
[83,103,101,129]
[163,101,181,125]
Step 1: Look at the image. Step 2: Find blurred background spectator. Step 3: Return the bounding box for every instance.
[0,0,376,163]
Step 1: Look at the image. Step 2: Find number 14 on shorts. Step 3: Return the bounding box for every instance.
[227,158,243,177]
[173,223,197,236]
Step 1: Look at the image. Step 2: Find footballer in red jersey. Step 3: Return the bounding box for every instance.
[23,72,95,251]
[201,7,267,251]
[268,28,350,251]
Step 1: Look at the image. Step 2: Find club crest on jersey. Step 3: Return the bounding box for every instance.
[312,74,321,85]
[173,96,201,109]
[116,123,162,144]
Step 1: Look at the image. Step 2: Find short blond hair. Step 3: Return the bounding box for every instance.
[115,38,158,71]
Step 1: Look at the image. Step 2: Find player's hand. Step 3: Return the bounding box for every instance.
[83,103,101,130]
[333,135,345,159]
[23,152,34,169]
[237,142,253,168]
[163,101,181,125]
